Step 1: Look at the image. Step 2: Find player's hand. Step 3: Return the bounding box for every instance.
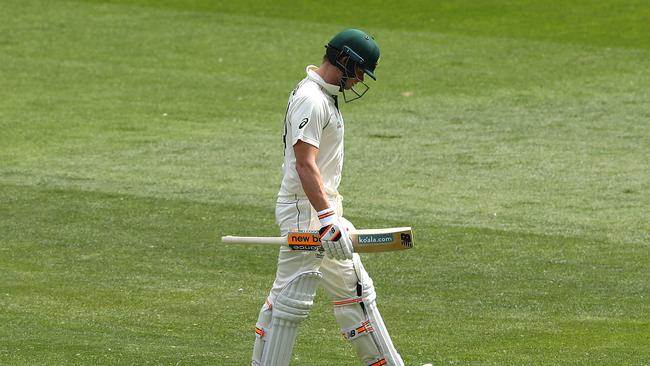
[318,208,353,260]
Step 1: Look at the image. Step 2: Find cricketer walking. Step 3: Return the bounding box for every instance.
[251,29,405,366]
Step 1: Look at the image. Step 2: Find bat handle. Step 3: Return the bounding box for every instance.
[221,236,286,245]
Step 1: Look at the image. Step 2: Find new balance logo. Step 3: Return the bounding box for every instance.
[401,233,412,248]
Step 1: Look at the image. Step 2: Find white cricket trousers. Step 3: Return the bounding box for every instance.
[269,195,361,302]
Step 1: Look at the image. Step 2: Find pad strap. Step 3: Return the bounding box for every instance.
[255,326,266,338]
[333,297,363,307]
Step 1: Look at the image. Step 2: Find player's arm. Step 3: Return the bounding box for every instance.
[293,140,329,212]
[294,139,352,260]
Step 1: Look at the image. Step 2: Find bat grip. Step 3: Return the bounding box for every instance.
[221,236,286,245]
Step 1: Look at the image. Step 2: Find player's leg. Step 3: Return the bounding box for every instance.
[321,250,404,365]
[252,198,323,366]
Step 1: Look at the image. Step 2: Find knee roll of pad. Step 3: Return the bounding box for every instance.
[273,272,320,322]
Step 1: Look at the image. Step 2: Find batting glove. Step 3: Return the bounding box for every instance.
[318,208,353,260]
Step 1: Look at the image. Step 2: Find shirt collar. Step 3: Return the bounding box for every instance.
[306,65,340,96]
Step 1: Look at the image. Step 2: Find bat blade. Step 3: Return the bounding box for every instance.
[350,227,413,253]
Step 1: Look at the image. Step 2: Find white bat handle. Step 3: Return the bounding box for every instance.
[221,236,287,245]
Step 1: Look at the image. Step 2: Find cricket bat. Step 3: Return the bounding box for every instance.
[221,227,413,253]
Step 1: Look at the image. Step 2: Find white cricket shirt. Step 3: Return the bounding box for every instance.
[278,65,344,198]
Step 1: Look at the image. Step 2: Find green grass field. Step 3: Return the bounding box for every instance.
[1,0,649,365]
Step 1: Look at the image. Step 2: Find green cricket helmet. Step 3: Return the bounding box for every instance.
[325,29,380,102]
[327,28,380,80]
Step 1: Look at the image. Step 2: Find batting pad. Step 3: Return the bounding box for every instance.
[350,254,404,366]
[260,271,322,366]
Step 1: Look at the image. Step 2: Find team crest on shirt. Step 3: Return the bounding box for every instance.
[334,114,343,129]
[330,111,343,130]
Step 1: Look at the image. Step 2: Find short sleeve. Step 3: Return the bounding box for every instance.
[289,96,328,148]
